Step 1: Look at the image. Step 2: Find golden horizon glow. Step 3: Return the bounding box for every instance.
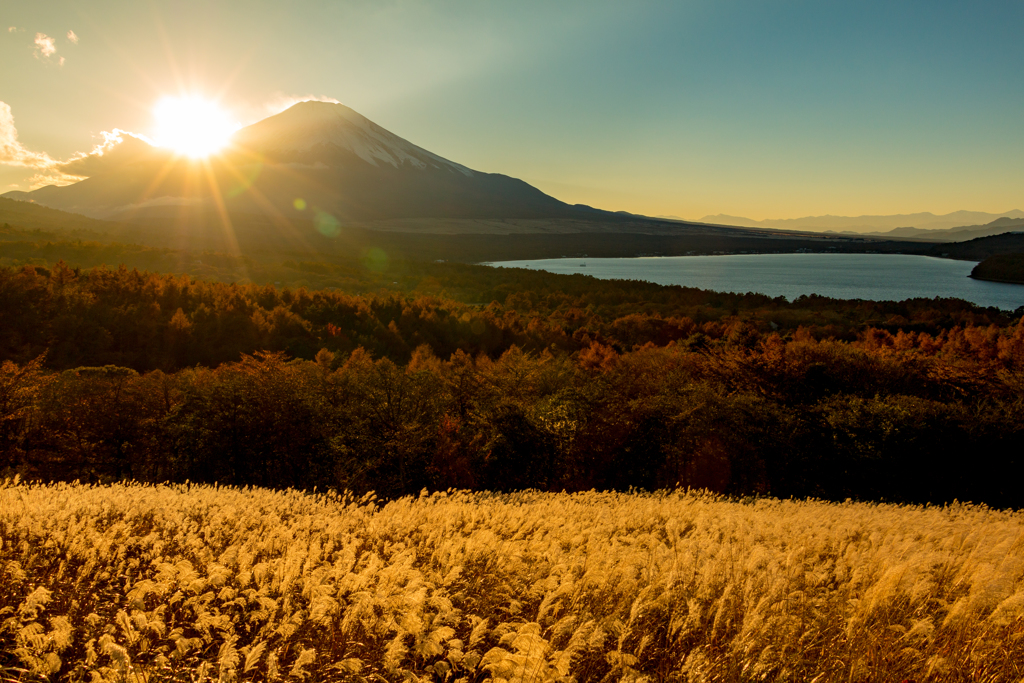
[152,96,238,159]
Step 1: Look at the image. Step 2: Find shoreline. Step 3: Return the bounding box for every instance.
[969,273,1024,286]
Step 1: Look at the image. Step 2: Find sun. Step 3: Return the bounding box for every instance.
[153,96,238,158]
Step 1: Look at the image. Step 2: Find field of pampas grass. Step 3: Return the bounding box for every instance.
[1,481,1023,682]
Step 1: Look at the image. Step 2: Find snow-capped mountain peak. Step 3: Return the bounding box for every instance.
[232,101,472,175]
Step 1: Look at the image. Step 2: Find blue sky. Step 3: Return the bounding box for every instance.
[2,0,1022,219]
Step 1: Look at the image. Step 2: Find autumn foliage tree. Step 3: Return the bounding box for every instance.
[1,261,1023,505]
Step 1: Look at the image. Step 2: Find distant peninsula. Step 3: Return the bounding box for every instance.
[970,253,1024,284]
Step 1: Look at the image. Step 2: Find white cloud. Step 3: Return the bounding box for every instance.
[34,33,57,59]
[67,29,78,44]
[0,102,60,169]
[8,27,18,33]
[0,101,88,188]
[0,102,171,191]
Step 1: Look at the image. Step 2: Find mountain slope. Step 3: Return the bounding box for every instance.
[0,196,123,235]
[1,101,597,224]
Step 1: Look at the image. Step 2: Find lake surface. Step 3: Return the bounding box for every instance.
[489,253,1024,310]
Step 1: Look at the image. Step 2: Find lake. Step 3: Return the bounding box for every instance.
[489,253,1024,310]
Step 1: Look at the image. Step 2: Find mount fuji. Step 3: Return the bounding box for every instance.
[3,101,607,226]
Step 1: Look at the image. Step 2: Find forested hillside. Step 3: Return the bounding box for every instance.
[2,261,1022,506]
[0,261,1016,370]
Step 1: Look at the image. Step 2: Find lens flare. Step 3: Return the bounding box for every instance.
[362,247,389,271]
[153,96,238,158]
[314,210,340,237]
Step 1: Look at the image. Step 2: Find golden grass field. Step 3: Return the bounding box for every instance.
[1,481,1023,682]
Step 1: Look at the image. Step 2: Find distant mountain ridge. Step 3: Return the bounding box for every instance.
[701,210,1024,236]
[876,216,1024,241]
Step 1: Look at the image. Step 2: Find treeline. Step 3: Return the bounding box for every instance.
[1,262,1017,372]
[3,322,1024,506]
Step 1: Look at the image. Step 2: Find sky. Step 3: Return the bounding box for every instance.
[1,0,1022,221]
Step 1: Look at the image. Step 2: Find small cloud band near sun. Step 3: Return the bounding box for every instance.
[67,30,78,44]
